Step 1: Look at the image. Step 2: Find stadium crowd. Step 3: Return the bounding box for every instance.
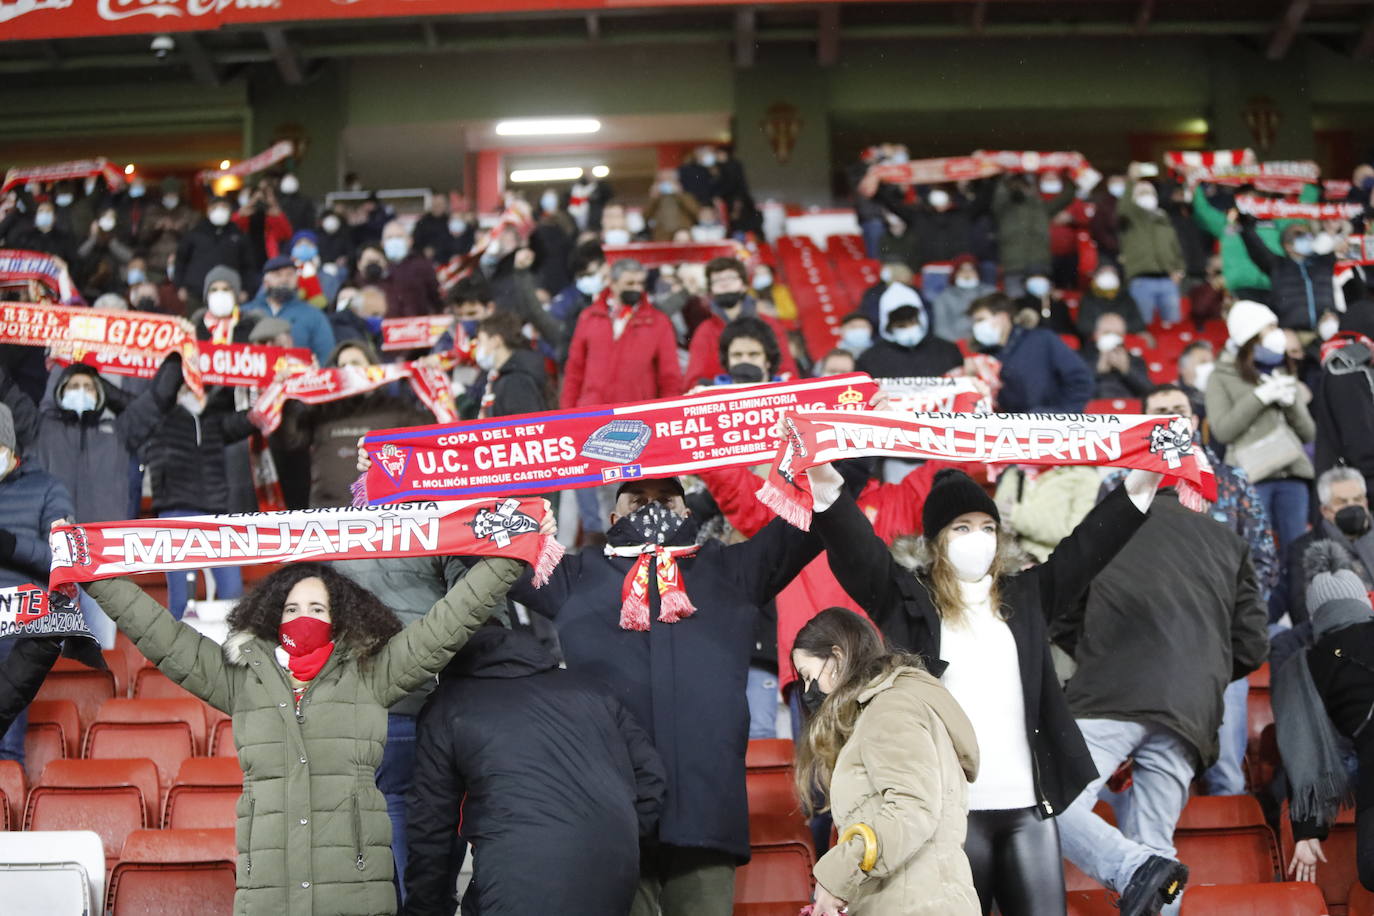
[0,138,1373,916]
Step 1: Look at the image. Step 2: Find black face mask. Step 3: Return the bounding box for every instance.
[362,262,385,283]
[728,362,765,384]
[713,292,745,313]
[802,678,827,715]
[266,285,294,305]
[133,296,158,312]
[1336,505,1372,538]
[606,501,697,548]
[618,289,642,307]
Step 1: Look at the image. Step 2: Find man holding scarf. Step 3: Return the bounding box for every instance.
[683,257,799,390]
[511,475,823,916]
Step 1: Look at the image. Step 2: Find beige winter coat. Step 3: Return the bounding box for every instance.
[813,666,981,916]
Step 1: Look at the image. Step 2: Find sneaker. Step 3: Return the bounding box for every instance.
[1116,855,1188,916]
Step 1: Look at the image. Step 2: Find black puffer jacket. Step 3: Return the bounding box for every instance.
[144,397,257,513]
[814,485,1148,817]
[403,626,664,916]
[175,218,254,300]
[476,348,549,418]
[1241,221,1336,331]
[0,638,62,741]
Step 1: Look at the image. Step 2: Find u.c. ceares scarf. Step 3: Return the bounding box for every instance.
[758,410,1217,530]
[47,498,563,594]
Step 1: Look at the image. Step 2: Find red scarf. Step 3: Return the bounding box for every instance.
[278,617,335,682]
[604,543,700,631]
[204,309,239,345]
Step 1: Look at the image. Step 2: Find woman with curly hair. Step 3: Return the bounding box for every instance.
[83,518,548,916]
[792,606,979,916]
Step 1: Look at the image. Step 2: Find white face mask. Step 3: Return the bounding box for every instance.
[972,318,1003,348]
[98,214,117,233]
[927,189,951,210]
[1025,276,1051,298]
[474,346,497,372]
[208,207,230,227]
[540,191,559,213]
[279,174,300,195]
[625,211,647,234]
[690,224,726,242]
[55,193,74,208]
[1192,361,1215,391]
[34,210,54,231]
[448,217,467,236]
[1095,272,1120,291]
[178,391,205,416]
[60,387,97,415]
[1107,181,1126,198]
[879,266,893,284]
[603,228,631,246]
[1312,232,1336,256]
[1096,332,1124,353]
[162,194,179,210]
[575,273,604,298]
[1040,180,1064,195]
[752,269,773,291]
[238,190,252,209]
[207,289,237,317]
[1134,194,1158,211]
[955,274,980,290]
[383,237,409,262]
[1260,328,1288,356]
[321,214,342,234]
[1319,316,1340,341]
[946,530,997,582]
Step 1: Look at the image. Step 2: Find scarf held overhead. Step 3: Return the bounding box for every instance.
[48,498,562,594]
[249,360,458,434]
[758,410,1217,529]
[0,300,204,396]
[0,250,84,304]
[354,374,880,506]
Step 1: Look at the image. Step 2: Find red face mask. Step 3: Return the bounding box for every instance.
[278,616,335,682]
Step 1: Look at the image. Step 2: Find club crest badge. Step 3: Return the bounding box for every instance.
[776,417,809,486]
[1148,416,1194,469]
[469,498,540,547]
[376,443,411,483]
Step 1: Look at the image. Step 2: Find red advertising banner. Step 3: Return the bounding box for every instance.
[2,0,887,42]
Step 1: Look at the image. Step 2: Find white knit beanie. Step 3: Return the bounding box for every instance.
[1226,300,1278,348]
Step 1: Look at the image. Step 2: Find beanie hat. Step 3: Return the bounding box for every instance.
[922,469,999,537]
[203,265,243,303]
[1305,541,1373,640]
[1226,300,1278,348]
[289,229,319,249]
[0,403,14,453]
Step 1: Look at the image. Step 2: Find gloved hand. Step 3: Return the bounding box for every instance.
[1253,375,1285,406]
[1124,468,1164,514]
[805,462,845,513]
[1273,374,1299,407]
[0,529,15,562]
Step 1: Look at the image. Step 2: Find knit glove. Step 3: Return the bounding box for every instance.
[0,530,15,563]
[806,462,846,513]
[1274,374,1299,408]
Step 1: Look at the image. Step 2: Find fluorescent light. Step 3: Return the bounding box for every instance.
[219,159,231,170]
[123,164,135,175]
[495,118,601,137]
[591,165,610,178]
[509,167,584,183]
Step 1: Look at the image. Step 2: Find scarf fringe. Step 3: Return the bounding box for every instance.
[1177,480,1210,514]
[619,594,651,631]
[657,588,696,624]
[350,474,369,508]
[533,536,565,588]
[755,478,814,531]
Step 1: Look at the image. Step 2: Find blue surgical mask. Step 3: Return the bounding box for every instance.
[459,319,480,339]
[1292,236,1314,257]
[61,388,97,415]
[891,324,926,348]
[291,243,318,262]
[383,237,409,262]
[658,182,676,195]
[475,347,498,371]
[1254,345,1286,366]
[128,184,146,199]
[1025,276,1051,298]
[126,267,146,286]
[841,327,872,353]
[972,318,1003,348]
[364,315,383,334]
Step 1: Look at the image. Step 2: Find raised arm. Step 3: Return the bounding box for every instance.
[85,578,238,712]
[363,557,524,706]
[112,353,181,453]
[725,513,823,607]
[1239,218,1279,275]
[812,488,909,630]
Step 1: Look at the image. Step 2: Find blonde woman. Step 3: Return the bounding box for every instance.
[792,607,979,916]
[808,465,1162,915]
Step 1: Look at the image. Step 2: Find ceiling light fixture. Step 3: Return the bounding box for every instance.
[495,118,601,137]
[509,167,585,183]
[591,165,610,178]
[123,164,135,175]
[219,159,231,170]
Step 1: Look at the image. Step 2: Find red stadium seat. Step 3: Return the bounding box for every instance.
[746,739,801,819]
[132,668,199,703]
[210,718,235,758]
[1174,795,1281,886]
[109,828,236,916]
[1347,881,1374,915]
[102,649,132,698]
[747,739,794,770]
[85,699,204,801]
[1060,333,1082,351]
[1179,881,1328,915]
[1249,663,1271,690]
[26,758,159,868]
[1067,889,1122,915]
[734,842,812,909]
[1280,801,1360,914]
[24,698,80,786]
[1245,679,1277,790]
[0,759,25,830]
[1084,398,1137,415]
[34,658,116,747]
[164,758,242,829]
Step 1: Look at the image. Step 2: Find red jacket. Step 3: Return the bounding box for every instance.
[232,209,292,260]
[561,292,684,408]
[699,460,967,691]
[682,303,798,391]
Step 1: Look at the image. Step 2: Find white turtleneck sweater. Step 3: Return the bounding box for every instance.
[938,576,1037,811]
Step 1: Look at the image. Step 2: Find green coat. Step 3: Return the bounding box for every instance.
[1205,353,1316,482]
[992,179,1075,274]
[1193,184,1319,293]
[86,556,523,916]
[1117,194,1184,280]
